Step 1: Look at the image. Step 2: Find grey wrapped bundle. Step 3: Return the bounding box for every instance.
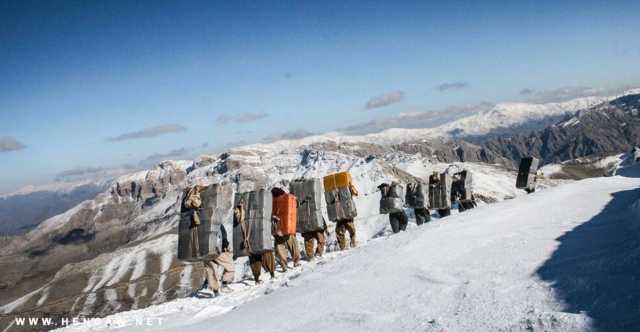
[379,182,404,214]
[429,173,452,210]
[405,182,429,209]
[325,187,358,221]
[177,183,232,262]
[233,189,274,258]
[290,178,325,233]
[516,157,539,190]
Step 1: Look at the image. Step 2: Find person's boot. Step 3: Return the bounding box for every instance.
[197,288,217,298]
[220,283,233,293]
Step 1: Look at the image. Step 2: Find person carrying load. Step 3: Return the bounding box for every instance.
[233,194,276,284]
[180,185,235,297]
[378,182,408,233]
[199,224,234,297]
[271,187,301,272]
[324,171,359,250]
[289,178,327,260]
[405,181,430,225]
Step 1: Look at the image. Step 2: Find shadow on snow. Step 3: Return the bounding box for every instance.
[536,173,640,331]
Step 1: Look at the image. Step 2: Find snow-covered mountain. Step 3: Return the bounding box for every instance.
[3,88,637,238]
[1,88,639,331]
[245,88,640,150]
[0,143,551,331]
[55,155,640,332]
[0,180,110,236]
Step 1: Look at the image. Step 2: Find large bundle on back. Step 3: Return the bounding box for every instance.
[405,181,428,209]
[289,178,325,233]
[429,173,452,210]
[516,157,539,191]
[379,182,404,214]
[451,170,473,201]
[323,171,358,222]
[233,189,274,258]
[272,193,297,235]
[178,184,233,262]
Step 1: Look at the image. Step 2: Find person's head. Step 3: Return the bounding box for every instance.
[236,197,245,208]
[271,187,286,197]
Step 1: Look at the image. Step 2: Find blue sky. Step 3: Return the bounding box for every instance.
[1,0,639,193]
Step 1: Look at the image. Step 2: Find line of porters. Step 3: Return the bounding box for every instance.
[177,156,540,262]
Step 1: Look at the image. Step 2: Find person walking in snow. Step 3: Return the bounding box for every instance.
[271,187,301,271]
[248,251,276,284]
[200,224,235,297]
[379,182,408,233]
[302,221,327,260]
[336,182,358,250]
[389,210,408,233]
[233,203,277,284]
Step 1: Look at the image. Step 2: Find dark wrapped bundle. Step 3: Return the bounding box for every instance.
[429,173,452,210]
[516,157,539,191]
[405,182,428,209]
[177,183,233,262]
[290,178,325,233]
[233,189,274,258]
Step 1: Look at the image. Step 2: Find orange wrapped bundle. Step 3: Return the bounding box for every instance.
[272,193,297,235]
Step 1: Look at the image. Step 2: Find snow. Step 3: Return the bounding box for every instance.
[593,154,625,174]
[28,198,100,238]
[56,168,640,332]
[237,94,616,151]
[561,116,581,127]
[540,164,563,177]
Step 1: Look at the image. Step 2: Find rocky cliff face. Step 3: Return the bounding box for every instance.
[0,161,190,330]
[479,94,640,164]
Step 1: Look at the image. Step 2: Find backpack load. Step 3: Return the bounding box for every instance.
[405,181,428,209]
[323,171,358,221]
[232,189,274,258]
[429,173,452,210]
[379,182,404,214]
[516,157,539,192]
[272,193,297,235]
[451,170,473,201]
[289,178,325,233]
[177,184,232,262]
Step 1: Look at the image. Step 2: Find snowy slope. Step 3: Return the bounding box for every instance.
[57,168,640,331]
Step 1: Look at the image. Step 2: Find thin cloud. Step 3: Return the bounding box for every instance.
[224,140,248,149]
[216,112,269,124]
[436,82,469,92]
[107,124,187,142]
[54,166,134,182]
[519,88,534,95]
[525,86,605,103]
[263,129,316,142]
[56,167,107,179]
[365,91,405,110]
[0,137,26,152]
[341,103,494,135]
